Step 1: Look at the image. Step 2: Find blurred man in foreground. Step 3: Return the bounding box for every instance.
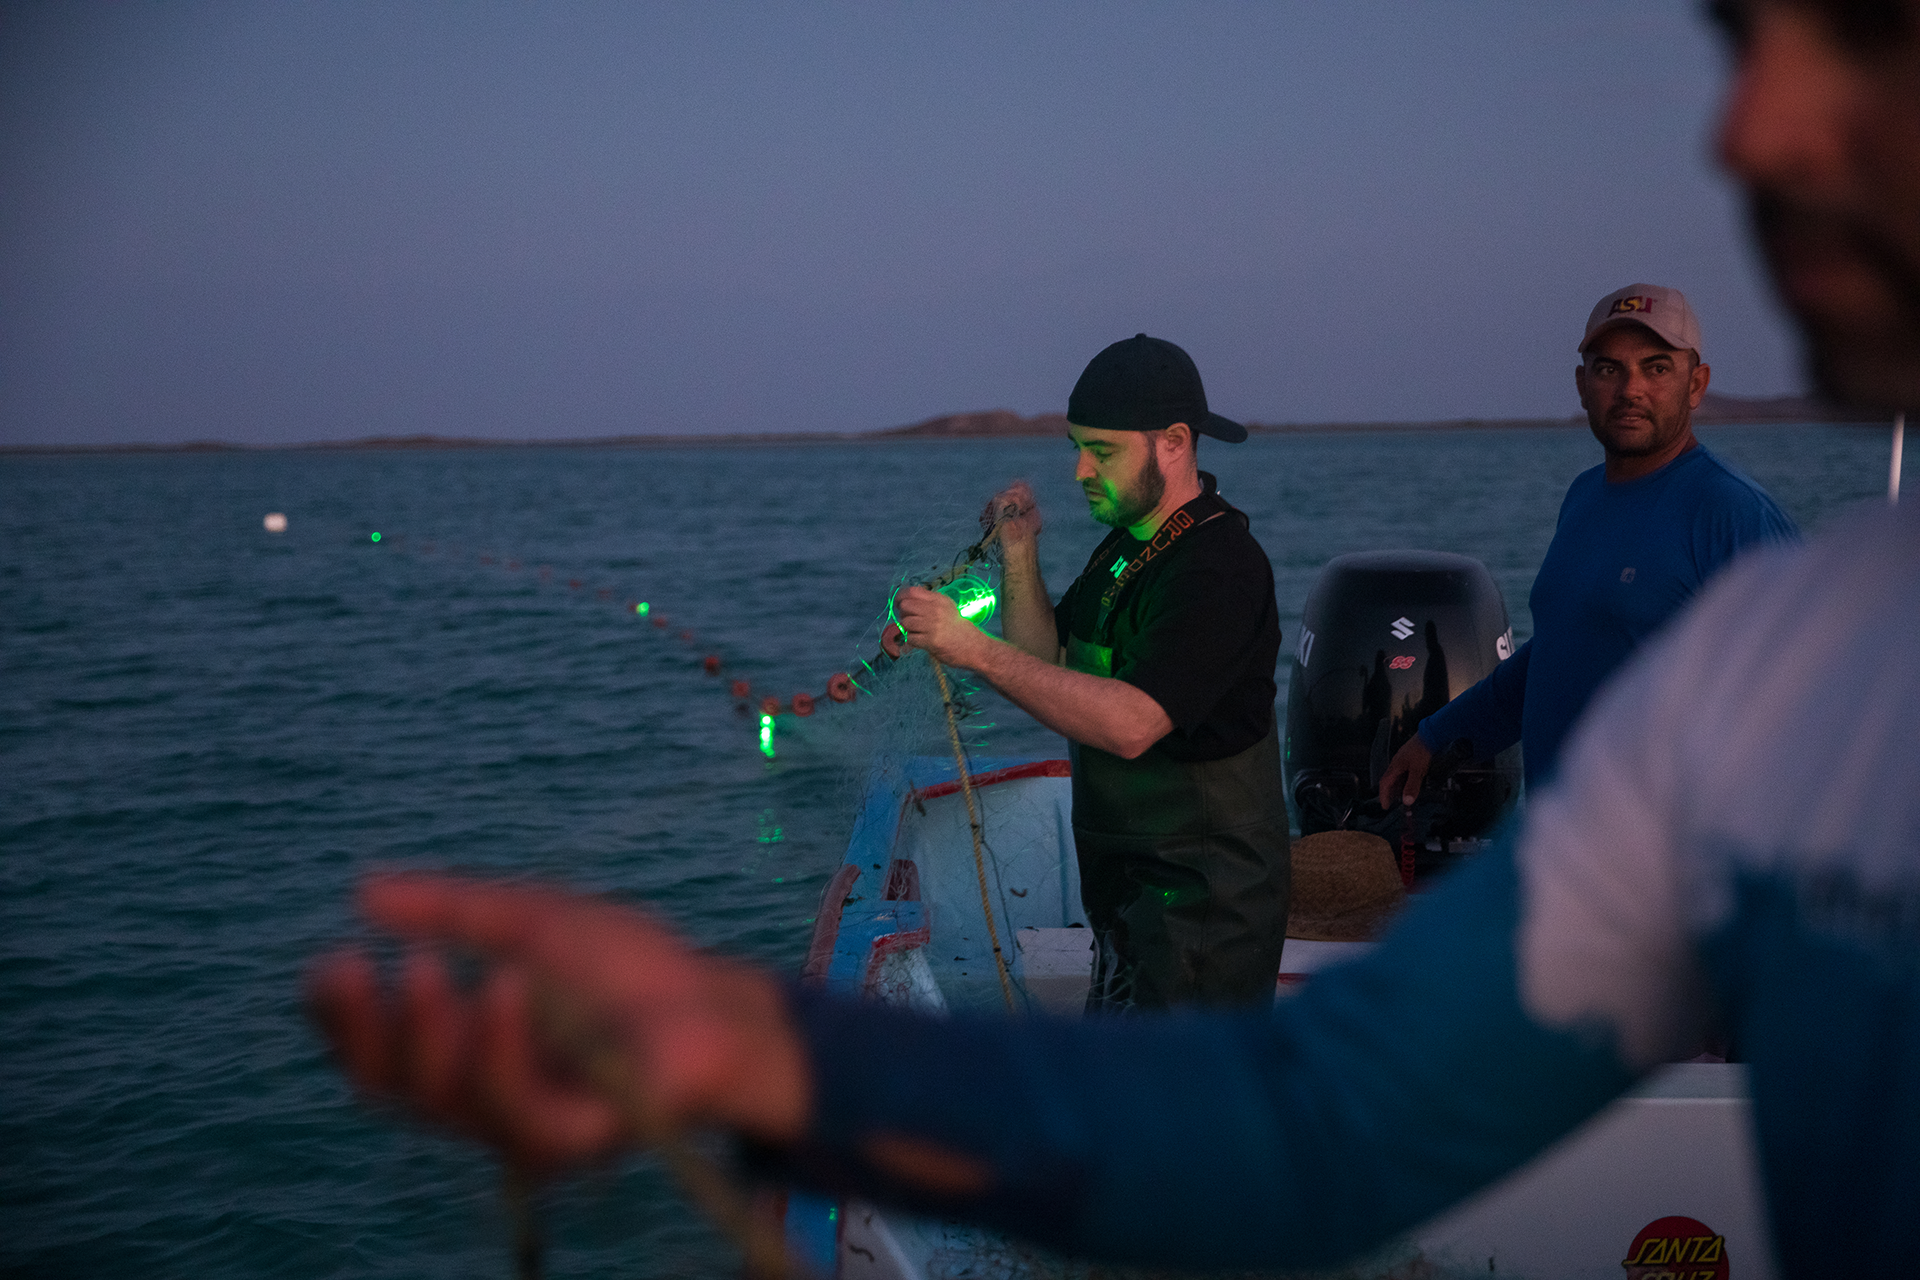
[311,3,1920,1274]
[1377,283,1796,808]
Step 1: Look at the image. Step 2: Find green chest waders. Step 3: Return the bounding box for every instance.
[1065,633,1291,1012]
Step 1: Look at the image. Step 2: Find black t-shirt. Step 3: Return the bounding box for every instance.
[1054,473,1280,762]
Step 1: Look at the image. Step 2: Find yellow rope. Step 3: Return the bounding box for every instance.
[929,657,1016,1012]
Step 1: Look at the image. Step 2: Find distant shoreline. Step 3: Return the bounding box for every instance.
[1,394,1890,455]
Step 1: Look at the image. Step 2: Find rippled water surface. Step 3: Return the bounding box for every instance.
[0,424,1896,1277]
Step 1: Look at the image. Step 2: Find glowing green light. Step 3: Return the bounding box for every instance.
[758,713,776,760]
[756,808,785,844]
[636,602,650,616]
[940,573,997,624]
[370,532,382,543]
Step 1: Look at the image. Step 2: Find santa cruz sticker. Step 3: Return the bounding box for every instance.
[1620,1215,1727,1279]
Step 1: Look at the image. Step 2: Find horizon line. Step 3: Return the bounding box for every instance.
[0,399,1889,456]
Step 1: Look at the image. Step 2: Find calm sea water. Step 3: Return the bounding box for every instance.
[0,424,1898,1277]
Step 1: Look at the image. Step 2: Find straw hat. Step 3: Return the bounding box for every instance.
[1286,830,1407,942]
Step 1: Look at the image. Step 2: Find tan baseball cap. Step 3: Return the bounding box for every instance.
[1580,283,1703,359]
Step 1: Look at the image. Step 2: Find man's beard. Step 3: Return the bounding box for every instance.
[1092,447,1166,530]
[1751,191,1920,411]
[1592,390,1692,459]
[1595,412,1686,458]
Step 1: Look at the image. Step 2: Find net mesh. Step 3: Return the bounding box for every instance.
[800,500,1009,826]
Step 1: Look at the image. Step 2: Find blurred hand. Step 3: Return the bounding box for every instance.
[1377,735,1434,812]
[307,874,811,1174]
[981,482,1042,552]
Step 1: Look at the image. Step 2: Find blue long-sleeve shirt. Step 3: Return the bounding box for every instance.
[770,503,1920,1276]
[1418,444,1796,788]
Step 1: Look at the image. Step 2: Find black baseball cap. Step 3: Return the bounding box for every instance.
[1066,333,1248,443]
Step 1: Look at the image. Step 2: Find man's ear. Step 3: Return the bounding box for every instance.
[1573,364,1590,411]
[1163,422,1194,457]
[1688,359,1712,408]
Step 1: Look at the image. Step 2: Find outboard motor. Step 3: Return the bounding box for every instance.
[1284,550,1521,878]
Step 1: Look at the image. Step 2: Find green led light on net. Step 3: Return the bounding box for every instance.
[758,713,776,760]
[940,573,997,624]
[370,532,382,543]
[636,602,650,616]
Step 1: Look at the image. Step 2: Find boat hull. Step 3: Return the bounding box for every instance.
[788,757,1775,1279]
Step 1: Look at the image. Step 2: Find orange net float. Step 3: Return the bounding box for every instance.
[760,695,782,717]
[730,678,752,699]
[702,654,721,675]
[651,617,668,629]
[791,693,816,717]
[679,629,695,643]
[827,672,857,703]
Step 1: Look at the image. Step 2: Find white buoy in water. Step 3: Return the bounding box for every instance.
[263,512,288,533]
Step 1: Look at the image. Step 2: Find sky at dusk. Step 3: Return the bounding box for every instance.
[1,2,1809,446]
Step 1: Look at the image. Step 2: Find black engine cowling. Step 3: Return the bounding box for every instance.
[1283,550,1521,874]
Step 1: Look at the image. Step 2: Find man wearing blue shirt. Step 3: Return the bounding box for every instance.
[1378,283,1798,806]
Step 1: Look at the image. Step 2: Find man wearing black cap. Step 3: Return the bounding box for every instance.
[891,333,1289,1012]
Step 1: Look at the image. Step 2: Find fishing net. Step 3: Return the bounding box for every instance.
[804,498,1009,795]
[420,496,1473,1280]
[774,495,1095,1030]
